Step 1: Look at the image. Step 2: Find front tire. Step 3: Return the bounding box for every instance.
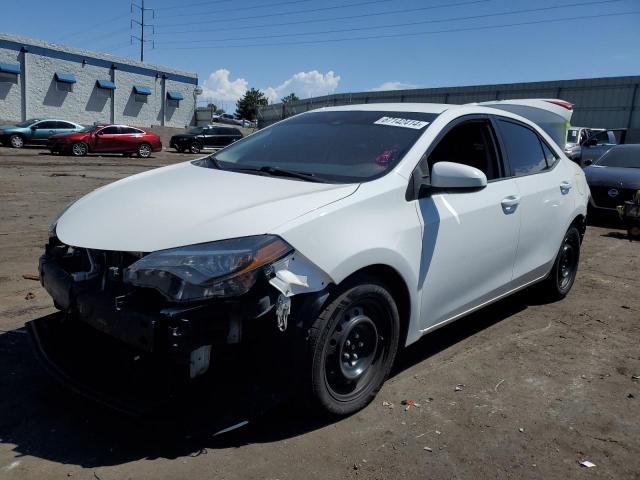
[538,226,581,300]
[306,278,400,416]
[9,134,24,148]
[71,142,88,157]
[137,143,152,158]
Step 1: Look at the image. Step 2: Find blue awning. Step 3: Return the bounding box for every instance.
[0,63,21,75]
[96,79,116,90]
[167,90,184,101]
[133,85,151,95]
[55,72,76,84]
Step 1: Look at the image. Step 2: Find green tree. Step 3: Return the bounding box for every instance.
[207,102,223,113]
[281,92,300,103]
[235,88,268,120]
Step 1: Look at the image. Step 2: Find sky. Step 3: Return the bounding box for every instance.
[1,0,639,109]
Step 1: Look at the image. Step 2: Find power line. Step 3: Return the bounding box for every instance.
[155,0,235,11]
[155,0,625,46]
[75,26,131,46]
[54,13,130,42]
[155,0,393,28]
[154,0,489,35]
[155,10,639,50]
[159,0,312,19]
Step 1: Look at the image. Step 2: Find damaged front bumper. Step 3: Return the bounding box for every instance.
[30,238,331,415]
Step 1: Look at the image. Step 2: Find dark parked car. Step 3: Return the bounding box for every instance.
[48,124,162,157]
[170,126,243,153]
[584,144,640,213]
[0,118,83,148]
[580,129,627,167]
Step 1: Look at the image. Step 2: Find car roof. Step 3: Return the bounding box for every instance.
[316,103,451,114]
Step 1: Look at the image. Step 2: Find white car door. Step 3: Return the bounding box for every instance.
[495,118,572,284]
[415,116,521,332]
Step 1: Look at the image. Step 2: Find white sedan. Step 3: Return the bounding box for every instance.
[36,99,589,417]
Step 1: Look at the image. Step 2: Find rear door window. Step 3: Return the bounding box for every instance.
[497,120,547,176]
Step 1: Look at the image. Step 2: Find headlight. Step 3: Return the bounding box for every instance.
[124,235,292,302]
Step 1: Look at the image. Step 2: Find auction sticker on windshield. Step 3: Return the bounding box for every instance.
[374,117,430,129]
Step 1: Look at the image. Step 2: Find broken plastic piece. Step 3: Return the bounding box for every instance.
[579,460,596,468]
[276,294,291,332]
[189,344,212,378]
[268,253,332,297]
[454,384,464,391]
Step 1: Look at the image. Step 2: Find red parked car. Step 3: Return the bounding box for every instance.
[48,124,162,158]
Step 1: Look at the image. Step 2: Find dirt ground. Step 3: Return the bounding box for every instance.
[0,146,638,480]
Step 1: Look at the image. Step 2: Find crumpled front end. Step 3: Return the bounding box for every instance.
[30,234,332,415]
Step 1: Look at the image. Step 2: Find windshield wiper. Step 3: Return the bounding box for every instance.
[231,165,324,182]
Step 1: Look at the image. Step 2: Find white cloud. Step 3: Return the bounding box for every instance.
[200,69,248,102]
[199,69,341,106]
[264,70,341,103]
[371,81,419,92]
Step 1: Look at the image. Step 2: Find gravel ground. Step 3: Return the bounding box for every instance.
[0,146,638,480]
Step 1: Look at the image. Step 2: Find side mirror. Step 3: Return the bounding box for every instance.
[583,159,593,166]
[431,162,487,190]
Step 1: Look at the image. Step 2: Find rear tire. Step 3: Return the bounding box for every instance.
[71,142,88,157]
[305,278,400,416]
[9,134,24,148]
[538,226,581,300]
[189,142,202,154]
[137,143,152,158]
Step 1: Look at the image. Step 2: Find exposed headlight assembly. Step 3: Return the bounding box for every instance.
[124,235,292,302]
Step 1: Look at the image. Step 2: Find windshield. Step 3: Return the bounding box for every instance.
[15,119,41,127]
[79,125,100,133]
[200,110,438,182]
[596,148,640,168]
[188,127,204,134]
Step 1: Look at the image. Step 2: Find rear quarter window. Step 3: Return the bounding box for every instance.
[498,120,547,176]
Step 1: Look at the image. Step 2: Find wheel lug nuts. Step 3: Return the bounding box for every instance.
[345,340,350,347]
[358,341,364,348]
[354,333,360,339]
[352,353,358,360]
[343,353,349,360]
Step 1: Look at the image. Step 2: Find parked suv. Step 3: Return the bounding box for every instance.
[32,100,588,420]
[170,126,243,153]
[0,118,83,148]
[48,124,162,157]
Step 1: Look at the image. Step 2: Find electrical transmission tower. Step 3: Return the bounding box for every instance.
[131,0,154,62]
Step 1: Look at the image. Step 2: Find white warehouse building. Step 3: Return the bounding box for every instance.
[0,33,198,128]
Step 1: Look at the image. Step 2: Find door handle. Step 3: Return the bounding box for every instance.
[560,181,572,194]
[501,195,520,214]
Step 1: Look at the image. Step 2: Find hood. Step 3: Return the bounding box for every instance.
[0,125,22,132]
[56,161,359,252]
[584,166,640,188]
